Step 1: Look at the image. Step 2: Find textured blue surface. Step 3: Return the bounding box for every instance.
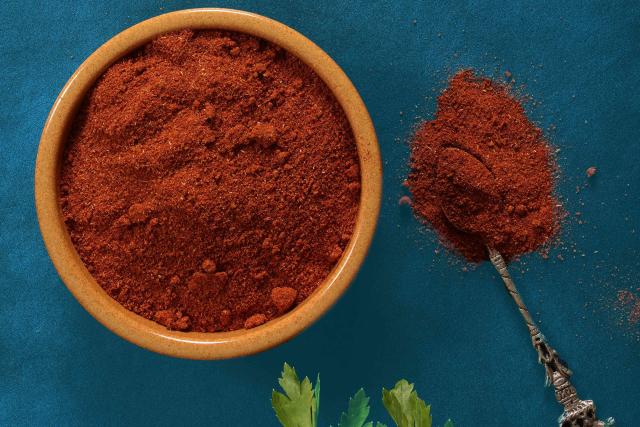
[1,1,639,426]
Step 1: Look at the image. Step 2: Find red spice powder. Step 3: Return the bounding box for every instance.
[408,70,559,262]
[617,290,640,325]
[60,30,360,332]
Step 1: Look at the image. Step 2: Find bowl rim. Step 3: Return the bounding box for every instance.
[35,8,381,360]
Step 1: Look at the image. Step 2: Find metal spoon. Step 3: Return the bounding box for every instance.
[487,247,613,427]
[436,149,613,426]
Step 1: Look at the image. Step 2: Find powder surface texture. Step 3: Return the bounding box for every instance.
[408,70,558,261]
[60,30,360,332]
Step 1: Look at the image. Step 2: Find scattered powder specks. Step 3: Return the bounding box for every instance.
[617,289,640,325]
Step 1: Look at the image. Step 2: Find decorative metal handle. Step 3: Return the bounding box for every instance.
[487,247,614,427]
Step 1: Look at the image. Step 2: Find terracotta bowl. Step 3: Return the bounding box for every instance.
[35,8,381,359]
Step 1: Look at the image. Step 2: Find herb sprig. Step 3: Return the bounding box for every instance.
[272,363,454,427]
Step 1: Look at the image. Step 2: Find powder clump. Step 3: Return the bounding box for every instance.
[271,287,298,313]
[408,70,559,261]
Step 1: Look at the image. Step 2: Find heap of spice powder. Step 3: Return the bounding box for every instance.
[60,30,360,332]
[408,70,559,262]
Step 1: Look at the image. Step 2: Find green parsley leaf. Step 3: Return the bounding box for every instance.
[443,420,454,427]
[338,389,371,427]
[382,380,432,427]
[272,363,318,427]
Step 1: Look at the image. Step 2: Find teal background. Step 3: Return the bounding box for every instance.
[1,1,639,426]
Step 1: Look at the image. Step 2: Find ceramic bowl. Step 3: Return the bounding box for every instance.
[35,8,381,359]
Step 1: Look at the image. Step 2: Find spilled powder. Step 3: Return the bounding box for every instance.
[617,290,640,325]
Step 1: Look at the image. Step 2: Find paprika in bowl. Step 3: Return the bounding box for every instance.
[35,9,381,359]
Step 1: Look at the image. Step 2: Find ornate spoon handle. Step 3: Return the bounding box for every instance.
[487,247,614,427]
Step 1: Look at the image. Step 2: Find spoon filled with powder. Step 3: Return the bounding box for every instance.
[408,70,613,427]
